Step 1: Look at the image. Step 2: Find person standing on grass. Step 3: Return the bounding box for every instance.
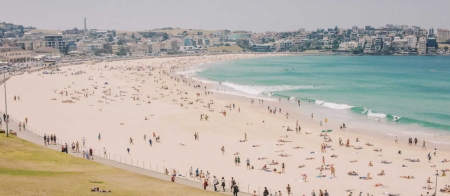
[221,177,226,191]
[230,177,236,192]
[233,184,239,196]
[203,179,208,190]
[103,147,107,157]
[44,134,47,146]
[76,141,79,152]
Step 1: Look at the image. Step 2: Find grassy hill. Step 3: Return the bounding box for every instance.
[0,134,220,196]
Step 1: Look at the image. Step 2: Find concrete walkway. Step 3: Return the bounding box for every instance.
[5,120,252,196]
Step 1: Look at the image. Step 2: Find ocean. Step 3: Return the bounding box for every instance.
[190,55,450,145]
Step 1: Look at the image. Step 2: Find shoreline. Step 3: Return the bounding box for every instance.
[185,56,450,149]
[2,54,450,196]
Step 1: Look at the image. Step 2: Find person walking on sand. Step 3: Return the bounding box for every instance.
[221,146,225,155]
[282,162,285,173]
[98,133,101,141]
[144,134,146,141]
[233,184,239,196]
[331,165,336,177]
[286,184,292,196]
[422,141,426,149]
[127,147,130,154]
[213,176,219,191]
[130,137,134,144]
[246,158,250,169]
[149,139,152,147]
[221,177,226,191]
[395,136,398,143]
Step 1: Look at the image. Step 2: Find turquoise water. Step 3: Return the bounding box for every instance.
[196,56,450,131]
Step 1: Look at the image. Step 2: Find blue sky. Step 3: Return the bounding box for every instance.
[1,0,448,32]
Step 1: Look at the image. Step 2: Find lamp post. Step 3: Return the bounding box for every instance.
[435,170,439,196]
[3,71,8,137]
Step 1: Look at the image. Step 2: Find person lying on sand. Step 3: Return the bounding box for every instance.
[252,145,260,147]
[374,183,384,187]
[306,157,315,160]
[259,164,268,170]
[381,160,392,164]
[298,165,306,168]
[365,142,373,146]
[179,143,186,146]
[442,159,450,163]
[258,157,267,160]
[400,175,414,179]
[279,153,291,157]
[292,146,303,149]
[350,160,358,163]
[240,140,247,142]
[233,152,239,155]
[374,149,382,152]
[269,160,279,165]
[276,144,285,146]
[354,146,363,150]
[305,132,312,134]
[423,185,433,190]
[348,171,358,176]
[280,135,289,138]
[378,170,385,176]
[331,154,338,158]
[277,139,292,143]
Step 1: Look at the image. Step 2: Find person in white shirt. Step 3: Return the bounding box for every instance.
[213,176,219,191]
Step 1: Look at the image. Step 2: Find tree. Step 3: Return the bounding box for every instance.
[162,33,169,41]
[117,39,125,45]
[111,30,116,37]
[446,39,450,44]
[352,48,364,55]
[335,26,338,31]
[224,43,231,46]
[131,32,135,39]
[444,46,449,52]
[116,46,128,56]
[103,43,112,54]
[94,48,109,56]
[107,34,114,42]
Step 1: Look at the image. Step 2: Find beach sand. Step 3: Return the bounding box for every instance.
[1,54,450,196]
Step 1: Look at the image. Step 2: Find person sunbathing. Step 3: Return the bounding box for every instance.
[378,170,385,176]
[258,157,267,160]
[400,175,413,179]
[276,144,285,146]
[260,164,267,170]
[354,146,363,150]
[374,148,382,152]
[279,153,291,157]
[350,160,358,163]
[240,140,247,142]
[348,171,358,176]
[269,160,279,165]
[369,161,373,166]
[374,183,384,187]
[306,157,315,160]
[298,164,305,168]
[366,173,372,180]
[381,160,392,164]
[365,142,373,146]
[292,146,303,149]
[331,154,338,158]
[252,145,260,147]
[305,132,312,134]
[234,152,240,155]
[442,159,449,163]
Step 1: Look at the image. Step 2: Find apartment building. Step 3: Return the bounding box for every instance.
[437,29,450,43]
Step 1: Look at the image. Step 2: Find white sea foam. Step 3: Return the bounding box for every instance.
[191,77,218,84]
[221,82,310,95]
[367,110,387,118]
[176,69,203,75]
[209,89,275,101]
[315,100,354,110]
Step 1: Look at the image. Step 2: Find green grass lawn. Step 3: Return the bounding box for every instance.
[0,134,220,196]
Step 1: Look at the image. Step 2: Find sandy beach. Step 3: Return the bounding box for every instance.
[1,54,450,196]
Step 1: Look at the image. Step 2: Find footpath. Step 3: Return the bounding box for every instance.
[6,120,251,196]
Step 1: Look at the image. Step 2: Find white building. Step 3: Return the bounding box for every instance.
[404,35,417,48]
